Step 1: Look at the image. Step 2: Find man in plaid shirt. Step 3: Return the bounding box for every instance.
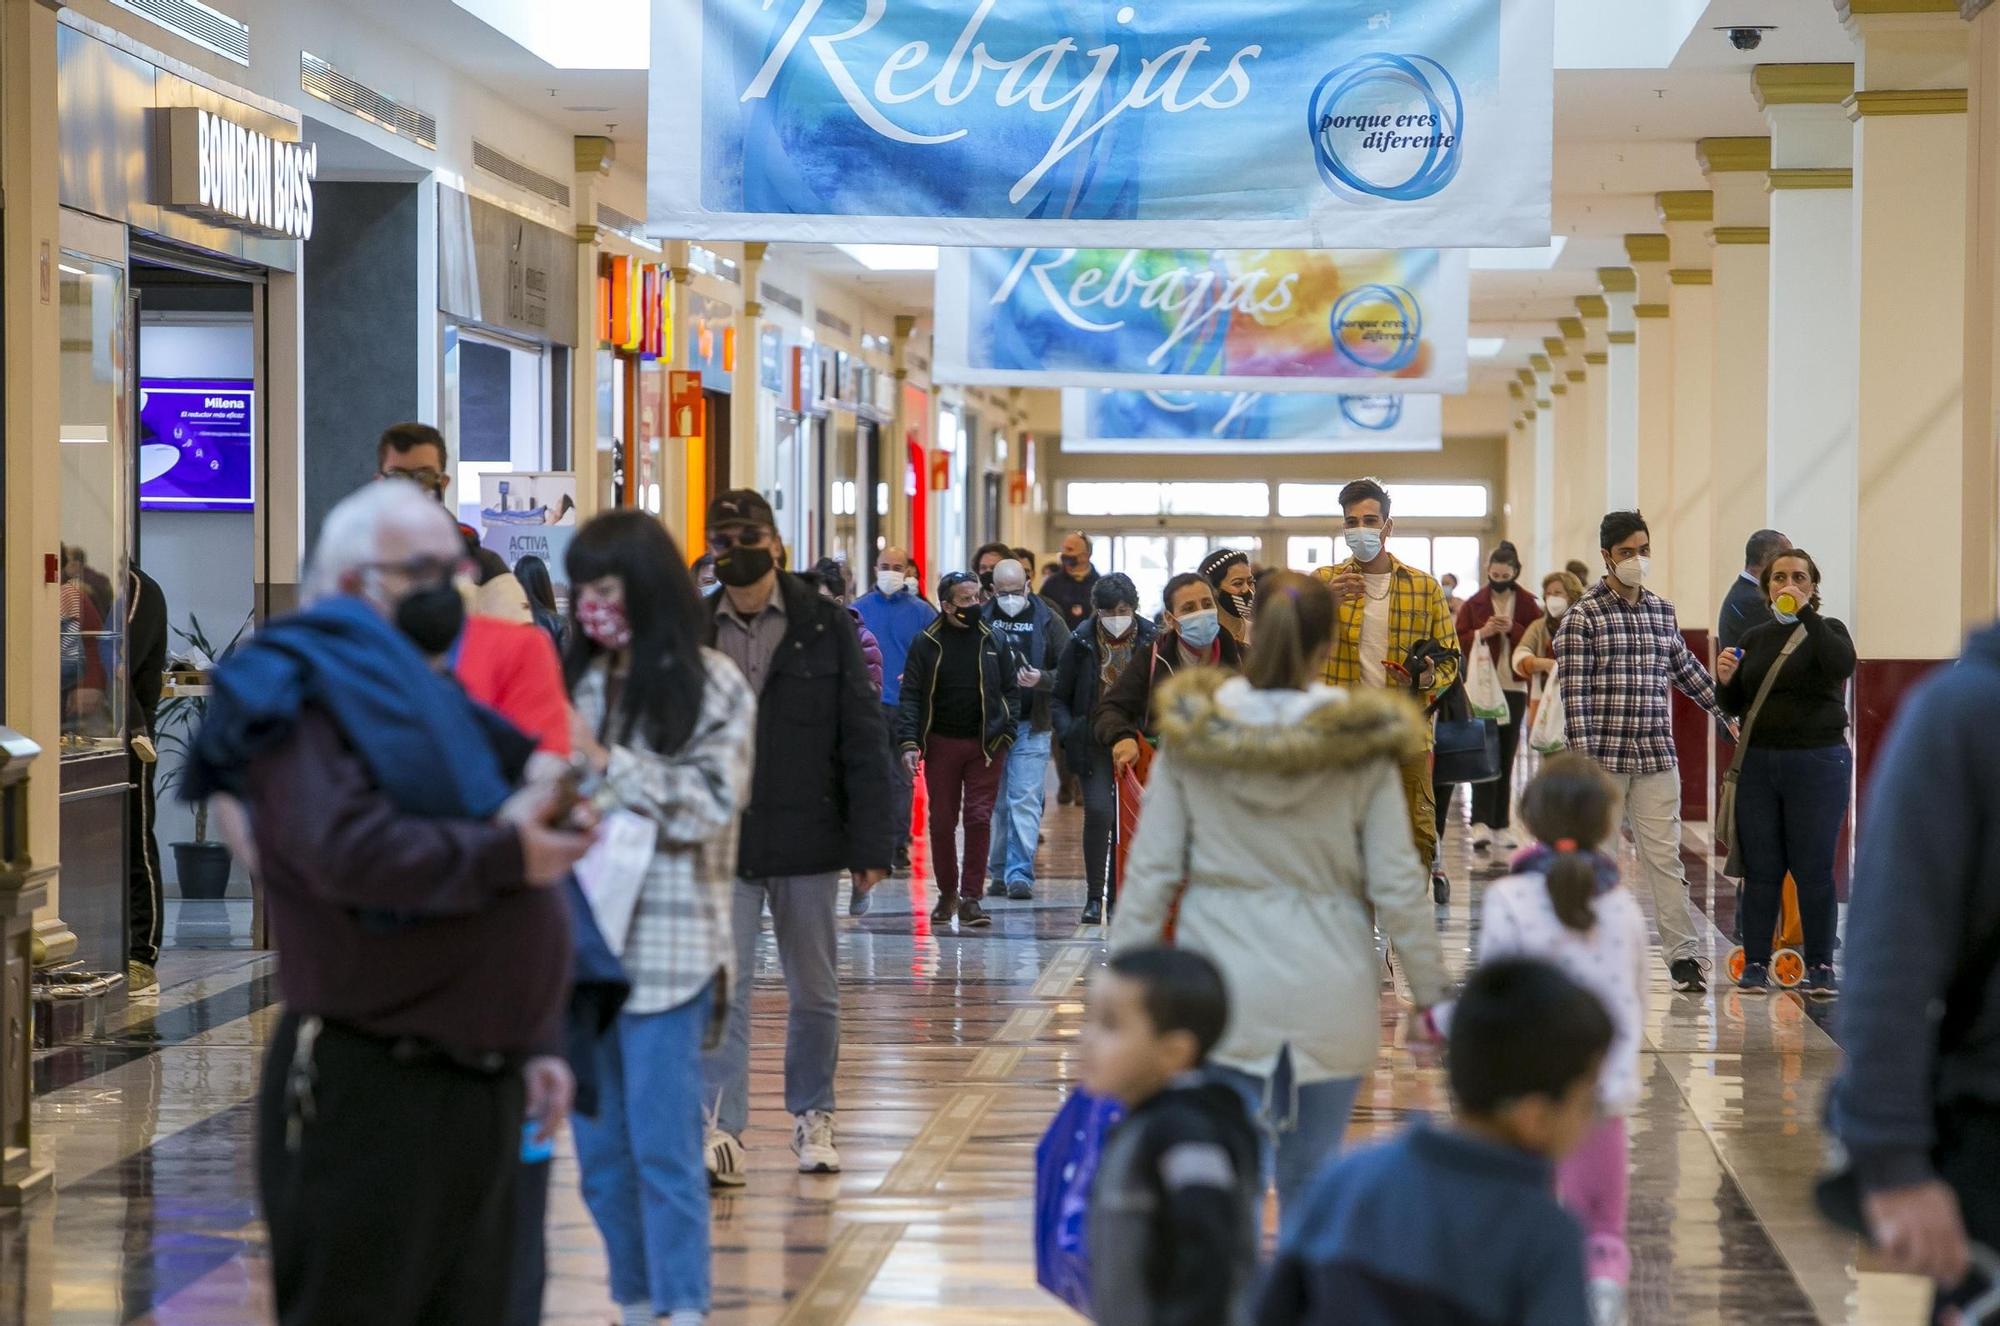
[1556,510,1733,992]
[1316,479,1460,875]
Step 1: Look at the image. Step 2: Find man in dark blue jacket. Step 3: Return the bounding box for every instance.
[1718,528,1790,650]
[1829,622,2000,1315]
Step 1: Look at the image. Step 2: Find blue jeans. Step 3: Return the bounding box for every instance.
[573,984,714,1315]
[1735,743,1851,970]
[1213,1049,1363,1240]
[987,727,1054,888]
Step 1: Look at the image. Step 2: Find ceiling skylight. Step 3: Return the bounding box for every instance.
[1469,238,1568,271]
[837,245,941,272]
[452,0,648,70]
[1469,338,1508,358]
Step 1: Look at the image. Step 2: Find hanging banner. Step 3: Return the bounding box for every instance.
[648,0,1553,248]
[934,247,1466,393]
[1061,389,1443,454]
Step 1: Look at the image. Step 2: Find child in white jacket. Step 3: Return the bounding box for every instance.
[1472,754,1648,1326]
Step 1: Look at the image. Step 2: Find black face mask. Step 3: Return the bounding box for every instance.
[1223,590,1255,621]
[714,544,775,587]
[395,582,465,656]
[978,569,995,592]
[949,605,981,628]
[1490,577,1516,594]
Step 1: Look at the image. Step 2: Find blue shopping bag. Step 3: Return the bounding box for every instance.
[1034,1088,1125,1318]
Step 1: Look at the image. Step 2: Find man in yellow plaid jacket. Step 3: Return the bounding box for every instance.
[1313,479,1460,873]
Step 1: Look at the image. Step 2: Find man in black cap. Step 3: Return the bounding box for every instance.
[698,489,893,1182]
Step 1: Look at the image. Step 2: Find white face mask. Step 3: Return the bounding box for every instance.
[904,576,920,595]
[875,569,905,596]
[1612,555,1651,589]
[996,593,1029,617]
[1546,594,1570,618]
[1098,614,1135,639]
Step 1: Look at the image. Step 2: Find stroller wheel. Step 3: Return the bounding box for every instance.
[1725,946,1747,983]
[1771,948,1808,989]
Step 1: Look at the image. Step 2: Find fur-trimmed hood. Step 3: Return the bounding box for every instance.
[1155,669,1426,778]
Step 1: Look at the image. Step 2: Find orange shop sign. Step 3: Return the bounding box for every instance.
[929,450,951,492]
[1008,471,1029,505]
[670,371,705,438]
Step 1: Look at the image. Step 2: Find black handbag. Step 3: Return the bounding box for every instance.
[1430,680,1502,786]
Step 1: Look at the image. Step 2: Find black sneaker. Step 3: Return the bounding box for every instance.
[895,844,911,873]
[929,895,957,926]
[959,899,992,929]
[1081,898,1105,926]
[1804,965,1838,999]
[1737,962,1770,994]
[985,879,1009,898]
[1008,881,1034,901]
[1670,957,1708,993]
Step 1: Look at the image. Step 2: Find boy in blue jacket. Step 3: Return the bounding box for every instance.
[1257,959,1610,1326]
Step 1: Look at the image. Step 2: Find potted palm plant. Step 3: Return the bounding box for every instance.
[153,612,251,900]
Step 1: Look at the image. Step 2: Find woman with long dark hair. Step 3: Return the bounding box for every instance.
[1455,541,1542,856]
[562,510,756,1326]
[1111,573,1448,1231]
[513,553,565,652]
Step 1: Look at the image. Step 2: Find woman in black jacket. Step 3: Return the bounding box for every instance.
[898,572,1020,929]
[1714,548,1856,998]
[1093,572,1245,768]
[1052,574,1155,924]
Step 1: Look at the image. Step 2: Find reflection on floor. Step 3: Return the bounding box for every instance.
[3,799,1931,1325]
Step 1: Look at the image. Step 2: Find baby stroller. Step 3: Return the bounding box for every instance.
[1724,874,1807,990]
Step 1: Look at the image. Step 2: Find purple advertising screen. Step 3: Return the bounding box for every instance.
[138,378,255,512]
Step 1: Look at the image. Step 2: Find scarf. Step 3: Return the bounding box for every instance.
[1099,622,1138,690]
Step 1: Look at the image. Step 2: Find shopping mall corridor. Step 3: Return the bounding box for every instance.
[2,800,1927,1325]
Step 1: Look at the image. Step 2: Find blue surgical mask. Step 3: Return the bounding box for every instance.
[1345,529,1383,563]
[1176,609,1221,650]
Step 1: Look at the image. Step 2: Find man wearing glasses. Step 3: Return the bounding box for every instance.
[377,422,509,582]
[698,491,894,1182]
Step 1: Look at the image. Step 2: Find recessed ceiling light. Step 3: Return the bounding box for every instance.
[1469,238,1568,271]
[836,245,940,272]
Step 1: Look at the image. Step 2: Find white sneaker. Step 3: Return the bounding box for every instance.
[793,1110,841,1174]
[1587,1278,1628,1326]
[704,1123,747,1189]
[1470,824,1494,852]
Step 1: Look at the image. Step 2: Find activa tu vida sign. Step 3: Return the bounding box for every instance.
[166,108,318,241]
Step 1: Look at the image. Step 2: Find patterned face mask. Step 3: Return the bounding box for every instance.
[575,593,633,651]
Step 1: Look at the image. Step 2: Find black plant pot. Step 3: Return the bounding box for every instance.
[172,841,232,900]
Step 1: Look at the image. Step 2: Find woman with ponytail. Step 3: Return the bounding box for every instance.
[1468,753,1646,1326]
[1110,573,1449,1232]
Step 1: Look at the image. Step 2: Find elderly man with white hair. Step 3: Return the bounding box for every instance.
[184,480,592,1326]
[981,558,1072,901]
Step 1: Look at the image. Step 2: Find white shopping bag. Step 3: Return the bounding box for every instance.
[573,809,655,957]
[1529,669,1568,754]
[1466,645,1511,722]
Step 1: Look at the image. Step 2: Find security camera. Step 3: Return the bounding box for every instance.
[1721,25,1774,51]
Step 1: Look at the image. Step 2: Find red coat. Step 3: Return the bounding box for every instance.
[1455,584,1543,673]
[454,615,572,756]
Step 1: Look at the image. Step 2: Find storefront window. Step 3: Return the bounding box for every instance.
[58,253,130,755]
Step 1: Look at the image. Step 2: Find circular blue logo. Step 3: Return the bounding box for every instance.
[1308,53,1464,202]
[1339,395,1405,432]
[1329,284,1423,373]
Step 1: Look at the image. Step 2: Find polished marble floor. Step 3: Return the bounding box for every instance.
[2,785,1932,1325]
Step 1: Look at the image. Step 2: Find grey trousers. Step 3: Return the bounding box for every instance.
[701,873,841,1138]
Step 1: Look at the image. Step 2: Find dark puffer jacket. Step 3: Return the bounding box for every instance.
[701,573,894,878]
[1052,617,1158,778]
[896,617,1019,760]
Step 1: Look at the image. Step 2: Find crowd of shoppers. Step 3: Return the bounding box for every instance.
[182,426,1938,1326]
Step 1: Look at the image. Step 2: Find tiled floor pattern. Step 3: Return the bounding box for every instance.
[2,795,1931,1324]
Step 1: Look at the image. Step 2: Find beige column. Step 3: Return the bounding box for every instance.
[889,315,917,551]
[1848,2,1969,658]
[1627,235,1677,528]
[733,243,764,495]
[2,0,72,967]
[1699,137,1773,626]
[1967,0,2000,626]
[1532,361,1558,576]
[1597,272,1640,515]
[1543,341,1585,562]
[570,137,613,521]
[1573,298,1611,546]
[1506,380,1536,550]
[1661,190,1718,623]
[1757,64,1859,623]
